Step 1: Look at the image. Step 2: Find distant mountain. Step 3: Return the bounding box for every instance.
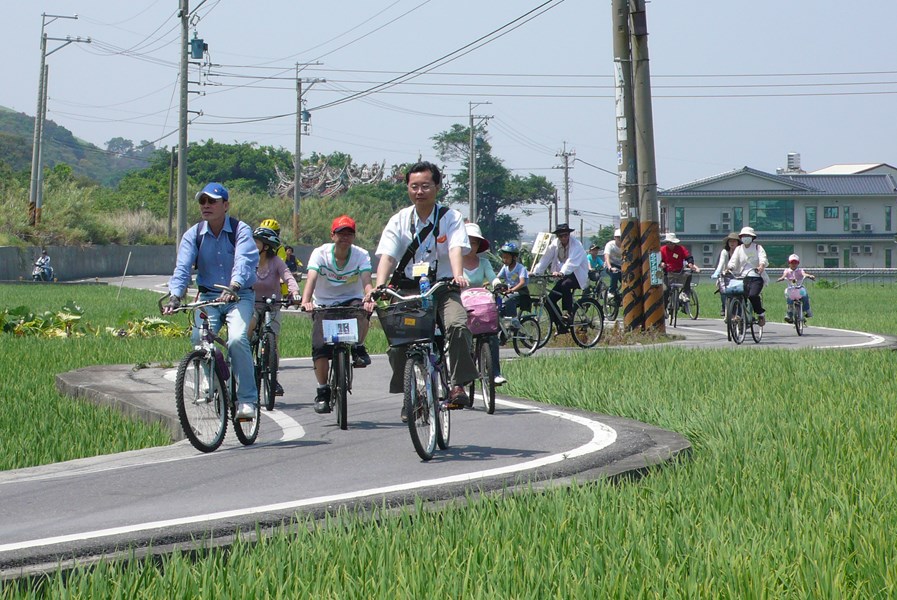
[0,106,151,186]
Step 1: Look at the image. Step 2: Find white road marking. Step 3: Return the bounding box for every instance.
[0,401,616,553]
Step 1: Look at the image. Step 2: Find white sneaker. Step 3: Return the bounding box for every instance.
[494,375,508,386]
[235,403,257,420]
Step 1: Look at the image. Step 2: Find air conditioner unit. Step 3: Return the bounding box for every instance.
[864,223,873,232]
[721,211,731,221]
[850,222,861,231]
[709,223,718,232]
[851,211,860,220]
[721,223,731,232]
[851,245,861,254]
[703,256,713,266]
[829,244,839,254]
[863,245,873,254]
[702,244,713,254]
[816,244,827,254]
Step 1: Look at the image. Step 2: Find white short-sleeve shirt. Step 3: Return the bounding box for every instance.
[308,243,372,306]
[376,204,470,280]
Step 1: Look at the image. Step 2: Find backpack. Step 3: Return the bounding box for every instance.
[193,216,239,269]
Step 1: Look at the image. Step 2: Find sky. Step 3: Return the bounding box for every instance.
[4,0,897,237]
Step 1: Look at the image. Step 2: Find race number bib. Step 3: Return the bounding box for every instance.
[323,318,359,343]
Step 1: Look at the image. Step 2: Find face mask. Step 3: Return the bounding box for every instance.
[740,236,752,245]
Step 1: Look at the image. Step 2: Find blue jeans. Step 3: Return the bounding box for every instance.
[193,290,258,405]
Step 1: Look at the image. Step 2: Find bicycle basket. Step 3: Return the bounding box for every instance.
[376,299,435,347]
[787,286,804,301]
[315,306,366,345]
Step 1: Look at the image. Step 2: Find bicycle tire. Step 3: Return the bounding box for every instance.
[477,338,496,414]
[750,312,764,343]
[334,347,350,430]
[404,354,436,460]
[794,303,804,336]
[570,298,605,348]
[730,298,746,344]
[436,363,451,450]
[512,315,541,356]
[233,393,260,446]
[668,289,679,328]
[532,301,553,349]
[602,285,620,321]
[687,288,700,320]
[175,350,228,453]
[258,332,277,411]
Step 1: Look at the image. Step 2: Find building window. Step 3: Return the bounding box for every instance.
[805,206,817,232]
[886,206,892,232]
[843,206,851,232]
[886,248,893,268]
[749,200,794,232]
[823,257,839,268]
[763,245,794,268]
[674,207,685,232]
[733,207,743,231]
[823,206,839,219]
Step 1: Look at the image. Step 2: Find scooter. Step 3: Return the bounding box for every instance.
[32,263,54,282]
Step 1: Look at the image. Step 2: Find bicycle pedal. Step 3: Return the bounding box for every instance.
[235,416,254,422]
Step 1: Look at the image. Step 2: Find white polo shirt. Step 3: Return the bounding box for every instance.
[376,204,470,280]
[308,243,372,305]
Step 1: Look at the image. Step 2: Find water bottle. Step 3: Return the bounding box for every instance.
[419,274,431,310]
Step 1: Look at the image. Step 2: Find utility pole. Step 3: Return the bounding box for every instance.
[294,66,324,241]
[468,101,491,223]
[28,13,87,226]
[555,142,574,225]
[176,0,189,242]
[167,146,177,239]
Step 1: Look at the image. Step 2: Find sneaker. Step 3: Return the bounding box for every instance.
[235,403,257,420]
[806,310,813,318]
[719,309,725,317]
[314,387,332,414]
[757,314,766,327]
[401,404,408,423]
[679,292,689,303]
[494,375,508,386]
[447,386,471,409]
[274,381,284,396]
[352,345,371,368]
[784,315,793,324]
[510,318,522,330]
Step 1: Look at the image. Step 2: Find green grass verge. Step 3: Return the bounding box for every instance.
[1,283,895,597]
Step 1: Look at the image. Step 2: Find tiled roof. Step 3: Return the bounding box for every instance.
[784,174,896,195]
[660,166,896,196]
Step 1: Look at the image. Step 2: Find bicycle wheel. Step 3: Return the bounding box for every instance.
[404,354,437,461]
[233,387,260,446]
[686,288,700,320]
[436,365,451,450]
[532,301,553,349]
[512,316,541,356]
[477,339,495,414]
[602,285,620,321]
[750,311,764,343]
[257,332,277,411]
[668,289,679,328]
[570,298,605,348]
[333,347,350,430]
[175,350,227,453]
[729,298,746,344]
[794,303,804,336]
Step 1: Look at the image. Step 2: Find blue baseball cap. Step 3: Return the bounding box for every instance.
[195,182,229,201]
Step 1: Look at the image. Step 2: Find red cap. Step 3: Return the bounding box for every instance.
[331,215,356,233]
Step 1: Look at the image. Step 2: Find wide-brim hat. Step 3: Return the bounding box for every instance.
[464,222,490,253]
[724,232,740,243]
[553,223,574,235]
[739,226,757,238]
[662,232,680,244]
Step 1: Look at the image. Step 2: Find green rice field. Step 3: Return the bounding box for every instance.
[1,282,896,598]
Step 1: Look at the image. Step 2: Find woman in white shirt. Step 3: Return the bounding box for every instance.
[727,226,768,327]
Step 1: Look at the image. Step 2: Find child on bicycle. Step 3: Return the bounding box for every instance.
[301,215,376,414]
[250,226,300,397]
[776,253,815,323]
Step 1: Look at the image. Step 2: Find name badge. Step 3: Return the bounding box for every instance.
[323,318,359,343]
[412,262,430,277]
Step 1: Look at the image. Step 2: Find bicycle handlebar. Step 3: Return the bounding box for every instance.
[372,279,457,302]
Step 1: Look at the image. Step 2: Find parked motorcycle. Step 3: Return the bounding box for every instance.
[32,263,54,282]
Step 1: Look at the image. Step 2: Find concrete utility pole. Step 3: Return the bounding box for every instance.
[294,67,325,241]
[176,0,189,242]
[555,142,575,225]
[28,13,87,226]
[629,0,664,332]
[468,101,491,223]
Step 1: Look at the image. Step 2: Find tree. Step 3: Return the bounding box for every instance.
[105,137,134,156]
[432,124,556,245]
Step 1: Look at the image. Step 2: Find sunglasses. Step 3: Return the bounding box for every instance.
[197,196,222,206]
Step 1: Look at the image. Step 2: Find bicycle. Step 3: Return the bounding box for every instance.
[785,281,807,336]
[160,288,260,453]
[582,268,619,321]
[664,270,700,327]
[720,276,763,345]
[524,274,604,349]
[251,296,291,412]
[491,286,542,357]
[374,280,454,461]
[312,304,369,430]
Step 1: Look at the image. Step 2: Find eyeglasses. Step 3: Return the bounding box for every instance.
[408,183,434,192]
[197,196,221,206]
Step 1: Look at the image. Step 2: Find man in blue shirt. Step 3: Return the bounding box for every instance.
[163,182,260,419]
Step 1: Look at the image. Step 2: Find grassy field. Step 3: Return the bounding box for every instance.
[1,283,896,597]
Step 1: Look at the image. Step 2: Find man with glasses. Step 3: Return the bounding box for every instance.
[163,182,260,420]
[372,161,478,418]
[532,222,589,325]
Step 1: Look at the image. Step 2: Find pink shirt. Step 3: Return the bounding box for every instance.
[253,255,299,304]
[782,267,808,285]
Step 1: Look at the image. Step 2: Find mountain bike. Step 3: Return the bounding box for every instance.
[160,288,260,452]
[374,280,455,461]
[251,296,291,412]
[491,286,541,357]
[582,268,619,321]
[312,304,369,430]
[524,274,604,349]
